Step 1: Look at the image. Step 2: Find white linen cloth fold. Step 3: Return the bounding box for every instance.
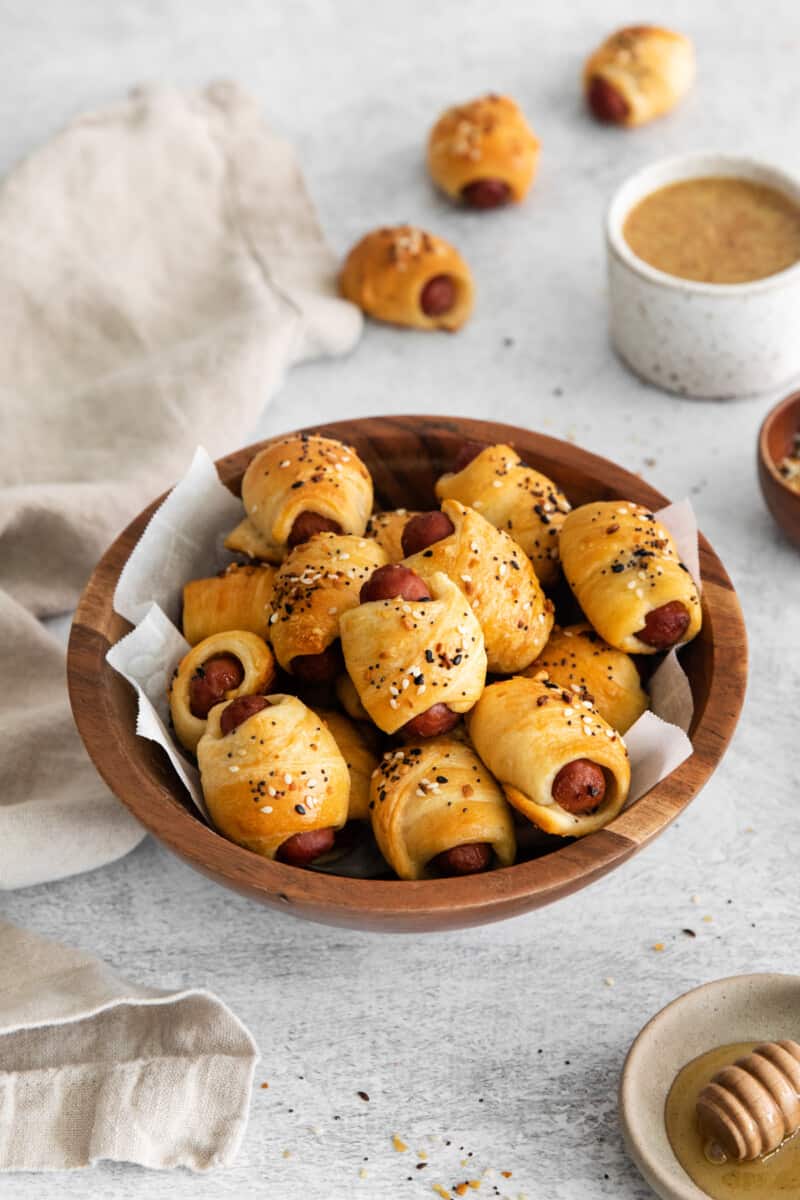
[0,80,361,890]
[0,921,258,1171]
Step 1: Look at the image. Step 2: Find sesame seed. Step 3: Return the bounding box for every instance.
[260,805,273,814]
[229,765,240,773]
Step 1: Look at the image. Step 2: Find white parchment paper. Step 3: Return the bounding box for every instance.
[105,448,703,867]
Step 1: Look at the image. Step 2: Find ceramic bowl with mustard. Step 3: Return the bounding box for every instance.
[607,153,800,399]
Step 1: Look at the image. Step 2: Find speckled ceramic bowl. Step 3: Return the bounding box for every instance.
[620,973,800,1200]
[607,153,800,399]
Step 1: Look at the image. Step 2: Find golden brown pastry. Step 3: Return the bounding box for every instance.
[696,1041,800,1162]
[339,567,486,735]
[237,434,373,564]
[402,499,554,674]
[269,534,387,680]
[182,563,276,645]
[339,226,474,332]
[583,26,695,127]
[435,442,571,587]
[366,509,420,562]
[370,737,516,879]
[335,672,371,723]
[558,501,702,654]
[197,694,349,866]
[468,675,631,837]
[224,517,276,562]
[168,631,277,754]
[315,709,378,822]
[525,623,648,733]
[427,93,540,209]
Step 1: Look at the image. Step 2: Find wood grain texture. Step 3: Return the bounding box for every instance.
[758,390,800,548]
[67,415,748,932]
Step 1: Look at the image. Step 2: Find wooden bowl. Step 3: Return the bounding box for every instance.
[67,416,747,932]
[758,390,800,548]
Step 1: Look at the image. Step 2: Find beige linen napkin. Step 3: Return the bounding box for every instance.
[0,81,361,888]
[0,921,258,1171]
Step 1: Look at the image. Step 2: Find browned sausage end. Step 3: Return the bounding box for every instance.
[287,512,343,549]
[277,827,337,867]
[552,759,607,814]
[360,564,432,604]
[636,601,690,649]
[401,703,460,739]
[420,275,457,317]
[587,76,630,124]
[401,510,455,557]
[189,655,244,719]
[461,179,512,209]
[432,842,492,875]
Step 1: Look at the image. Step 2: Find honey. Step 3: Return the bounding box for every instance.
[665,1042,800,1198]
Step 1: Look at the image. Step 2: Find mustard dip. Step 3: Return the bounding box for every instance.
[623,176,800,284]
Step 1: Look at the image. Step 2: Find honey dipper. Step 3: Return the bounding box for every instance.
[696,1040,800,1161]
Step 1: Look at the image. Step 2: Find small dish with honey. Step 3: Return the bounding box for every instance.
[620,973,800,1200]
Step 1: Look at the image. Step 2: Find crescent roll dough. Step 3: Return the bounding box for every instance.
[239,434,373,563]
[197,695,349,858]
[182,563,276,644]
[403,499,554,674]
[269,534,388,673]
[558,501,702,654]
[435,444,571,587]
[366,510,420,563]
[370,737,516,879]
[427,93,540,204]
[169,631,277,754]
[584,26,695,127]
[224,517,276,562]
[315,709,378,822]
[469,676,631,838]
[339,226,474,332]
[525,623,648,733]
[339,571,487,734]
[335,673,370,723]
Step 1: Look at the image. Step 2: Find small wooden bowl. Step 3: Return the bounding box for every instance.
[758,390,800,548]
[67,416,748,932]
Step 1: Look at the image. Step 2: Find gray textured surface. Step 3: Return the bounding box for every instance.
[2,1,799,1197]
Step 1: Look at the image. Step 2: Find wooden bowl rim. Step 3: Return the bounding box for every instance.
[758,388,800,494]
[68,414,748,923]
